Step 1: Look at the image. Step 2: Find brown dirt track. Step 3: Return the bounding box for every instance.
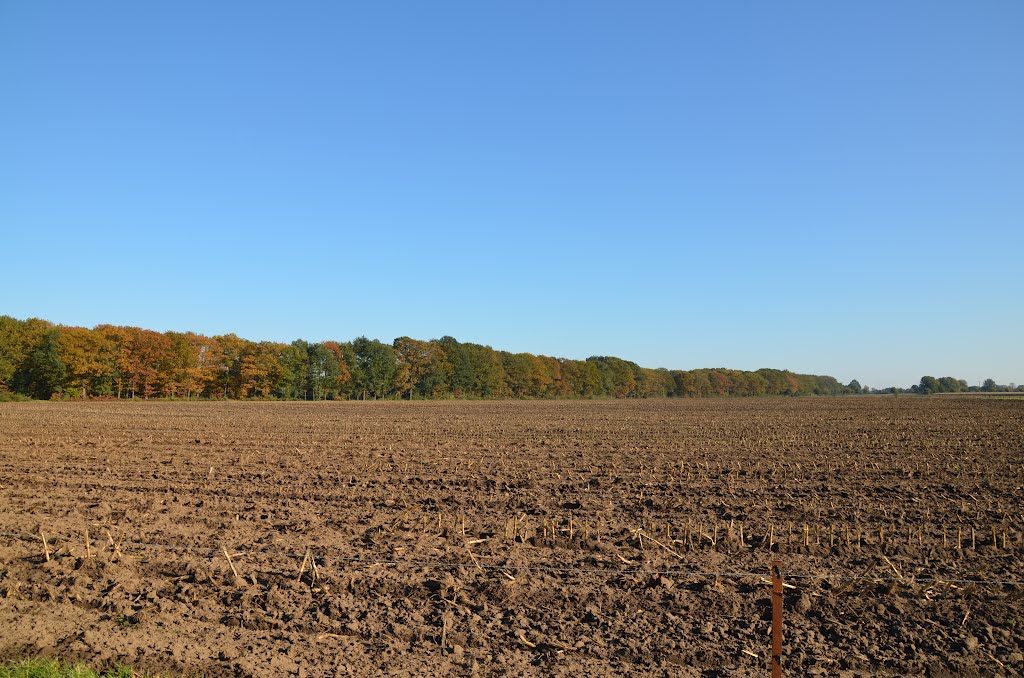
[0,397,1022,677]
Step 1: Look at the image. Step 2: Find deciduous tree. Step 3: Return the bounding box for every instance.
[14,329,66,399]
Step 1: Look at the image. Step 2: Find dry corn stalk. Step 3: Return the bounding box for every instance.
[223,547,244,586]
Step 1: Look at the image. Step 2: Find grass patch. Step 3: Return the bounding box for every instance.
[0,658,148,678]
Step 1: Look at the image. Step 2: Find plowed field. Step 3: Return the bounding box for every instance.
[1,398,1022,676]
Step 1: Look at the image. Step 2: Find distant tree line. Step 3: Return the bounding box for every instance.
[0,317,860,401]
[840,377,1021,396]
[909,376,1021,395]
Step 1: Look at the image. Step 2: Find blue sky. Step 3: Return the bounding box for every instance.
[2,2,1022,388]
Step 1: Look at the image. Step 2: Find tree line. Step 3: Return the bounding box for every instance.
[0,317,863,401]
[810,377,1022,396]
[909,376,1021,395]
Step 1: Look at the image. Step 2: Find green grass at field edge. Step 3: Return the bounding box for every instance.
[0,658,165,678]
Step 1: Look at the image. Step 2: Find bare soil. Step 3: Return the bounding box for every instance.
[0,398,1022,676]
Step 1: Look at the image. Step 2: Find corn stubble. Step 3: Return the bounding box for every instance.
[1,397,1022,675]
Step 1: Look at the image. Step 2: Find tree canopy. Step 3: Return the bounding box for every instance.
[0,315,881,401]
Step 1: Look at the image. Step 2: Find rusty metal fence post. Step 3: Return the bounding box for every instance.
[772,560,783,677]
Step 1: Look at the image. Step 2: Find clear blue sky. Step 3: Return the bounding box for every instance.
[2,2,1022,388]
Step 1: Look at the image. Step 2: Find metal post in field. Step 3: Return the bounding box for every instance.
[772,560,783,678]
